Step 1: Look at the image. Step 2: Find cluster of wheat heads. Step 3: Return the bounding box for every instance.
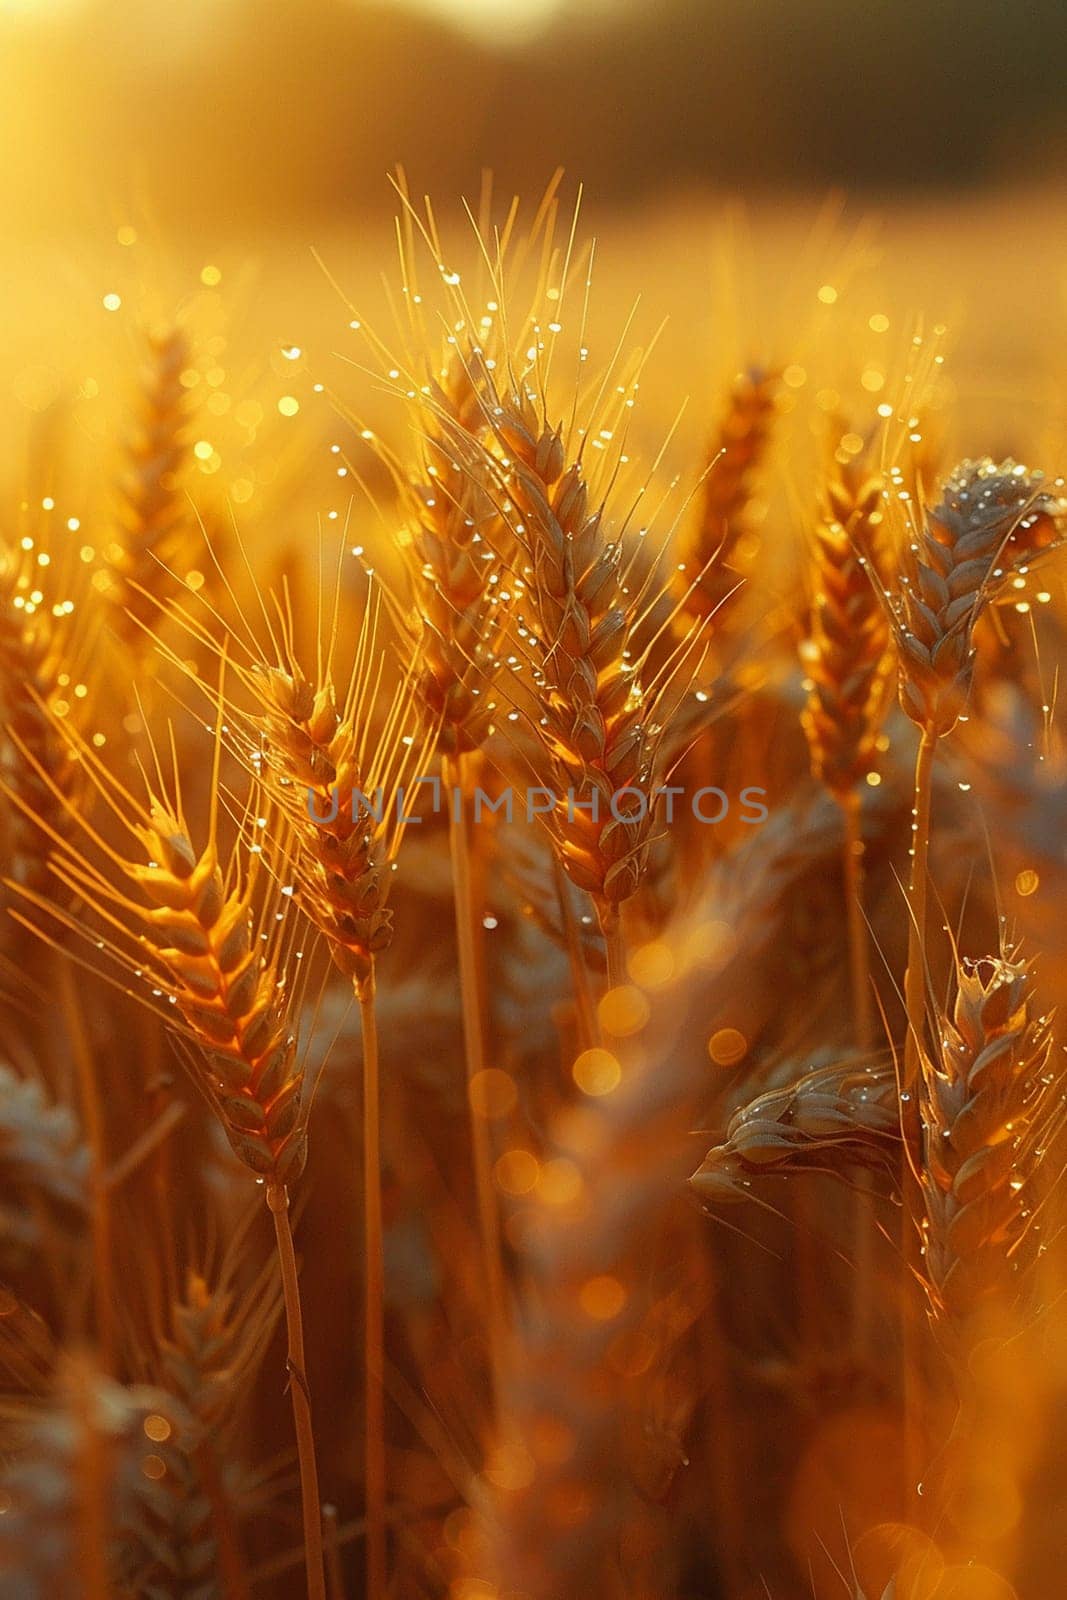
[2,189,1067,1600]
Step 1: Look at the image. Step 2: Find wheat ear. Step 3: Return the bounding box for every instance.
[691,1055,899,1202]
[919,953,1056,1340]
[676,364,781,634]
[0,544,80,896]
[915,952,1059,1569]
[458,377,703,966]
[49,792,310,1184]
[108,325,192,651]
[399,349,505,757]
[801,441,891,1049]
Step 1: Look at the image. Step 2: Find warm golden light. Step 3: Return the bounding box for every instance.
[3,2,1067,1597]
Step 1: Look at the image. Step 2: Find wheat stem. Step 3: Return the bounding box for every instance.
[700,1291,747,1600]
[904,731,936,1128]
[902,726,937,1519]
[74,1376,112,1600]
[195,1441,252,1600]
[841,790,873,1052]
[323,1504,345,1600]
[59,961,115,1373]
[444,751,507,1408]
[842,789,877,1350]
[355,970,387,1600]
[599,903,627,993]
[266,1182,326,1600]
[552,855,598,1051]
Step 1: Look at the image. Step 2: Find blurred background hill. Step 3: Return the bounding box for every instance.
[3,0,1067,238]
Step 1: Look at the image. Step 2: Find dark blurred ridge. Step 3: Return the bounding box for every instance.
[4,0,1067,231]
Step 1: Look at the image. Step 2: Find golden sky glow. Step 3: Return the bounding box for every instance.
[0,0,576,43]
[0,0,88,12]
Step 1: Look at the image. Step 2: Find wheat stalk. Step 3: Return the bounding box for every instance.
[388,337,518,1408]
[149,570,424,1594]
[885,458,1066,1127]
[235,598,425,1598]
[12,704,325,1600]
[877,456,1066,1517]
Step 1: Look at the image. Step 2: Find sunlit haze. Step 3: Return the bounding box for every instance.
[377,0,570,45]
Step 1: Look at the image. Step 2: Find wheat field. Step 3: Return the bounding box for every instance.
[2,181,1067,1600]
